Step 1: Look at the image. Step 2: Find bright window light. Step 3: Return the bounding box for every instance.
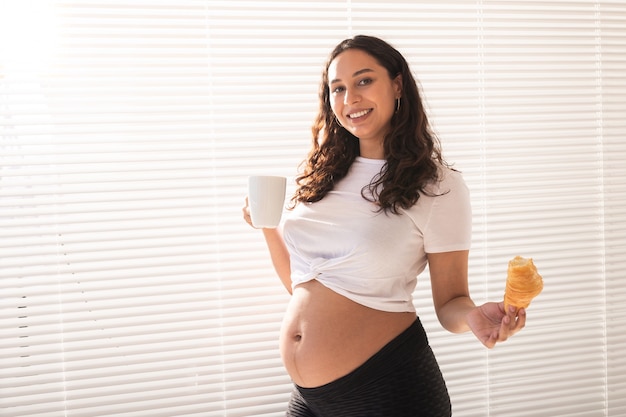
[0,0,58,69]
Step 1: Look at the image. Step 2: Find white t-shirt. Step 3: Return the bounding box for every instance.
[282,156,472,313]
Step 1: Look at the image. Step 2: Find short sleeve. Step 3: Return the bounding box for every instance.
[423,170,472,253]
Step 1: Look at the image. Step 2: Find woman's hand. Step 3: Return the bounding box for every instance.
[467,302,526,349]
[242,197,257,228]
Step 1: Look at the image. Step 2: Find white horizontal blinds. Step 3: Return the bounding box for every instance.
[0,1,272,416]
[480,2,607,416]
[602,2,626,414]
[349,3,491,416]
[1,1,68,414]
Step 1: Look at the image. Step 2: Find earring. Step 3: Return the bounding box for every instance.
[395,97,401,113]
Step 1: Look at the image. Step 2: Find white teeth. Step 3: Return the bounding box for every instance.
[348,109,370,119]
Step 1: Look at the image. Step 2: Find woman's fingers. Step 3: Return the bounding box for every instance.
[499,307,526,342]
[242,197,253,226]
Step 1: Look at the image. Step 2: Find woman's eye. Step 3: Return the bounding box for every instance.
[331,86,345,94]
[358,78,372,86]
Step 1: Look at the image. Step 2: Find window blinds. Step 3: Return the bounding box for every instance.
[1,1,624,416]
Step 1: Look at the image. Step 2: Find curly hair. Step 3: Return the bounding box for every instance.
[291,35,448,214]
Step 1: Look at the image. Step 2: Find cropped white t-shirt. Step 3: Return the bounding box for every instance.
[281,157,472,313]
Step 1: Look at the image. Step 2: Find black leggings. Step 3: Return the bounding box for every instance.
[285,318,451,417]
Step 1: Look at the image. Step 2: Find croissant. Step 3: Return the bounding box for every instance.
[504,256,543,310]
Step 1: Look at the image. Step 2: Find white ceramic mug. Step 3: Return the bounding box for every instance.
[248,175,287,228]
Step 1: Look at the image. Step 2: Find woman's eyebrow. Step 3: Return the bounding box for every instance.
[330,68,374,85]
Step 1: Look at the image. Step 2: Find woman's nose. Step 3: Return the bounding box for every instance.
[344,87,361,105]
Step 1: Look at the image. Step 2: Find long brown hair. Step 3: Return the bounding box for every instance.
[292,35,447,214]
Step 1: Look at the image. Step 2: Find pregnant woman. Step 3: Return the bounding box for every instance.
[243,35,527,417]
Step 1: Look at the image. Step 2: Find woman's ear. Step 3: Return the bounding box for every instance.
[393,74,403,98]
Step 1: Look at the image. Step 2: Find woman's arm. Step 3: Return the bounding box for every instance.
[261,227,292,294]
[243,198,292,294]
[427,250,475,333]
[427,250,526,348]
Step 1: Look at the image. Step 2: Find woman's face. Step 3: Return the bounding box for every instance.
[328,49,402,157]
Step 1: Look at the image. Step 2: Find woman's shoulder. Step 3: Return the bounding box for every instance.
[426,164,468,194]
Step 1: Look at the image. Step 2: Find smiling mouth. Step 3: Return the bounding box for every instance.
[347,109,372,119]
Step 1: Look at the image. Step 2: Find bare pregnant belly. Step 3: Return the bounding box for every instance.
[279,279,417,388]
